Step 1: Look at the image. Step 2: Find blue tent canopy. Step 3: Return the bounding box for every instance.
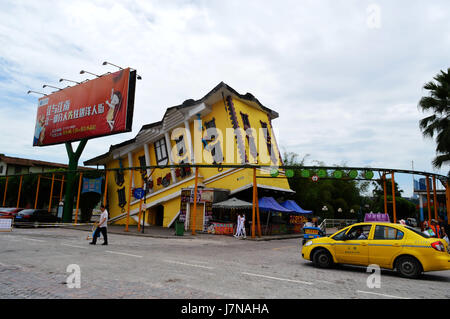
[258,197,293,213]
[281,200,313,214]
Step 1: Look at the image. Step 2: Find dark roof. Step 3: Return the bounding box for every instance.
[164,81,278,119]
[0,154,91,170]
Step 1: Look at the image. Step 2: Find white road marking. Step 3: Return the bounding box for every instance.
[22,238,46,242]
[164,260,214,270]
[61,243,88,249]
[357,290,409,299]
[105,250,143,258]
[242,272,314,285]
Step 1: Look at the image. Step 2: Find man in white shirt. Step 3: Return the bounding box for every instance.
[90,205,108,245]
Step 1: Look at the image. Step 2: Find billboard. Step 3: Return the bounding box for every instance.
[33,68,136,146]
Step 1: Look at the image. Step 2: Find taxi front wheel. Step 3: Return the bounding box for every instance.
[312,249,333,268]
[396,256,422,279]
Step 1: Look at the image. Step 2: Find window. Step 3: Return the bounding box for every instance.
[203,118,223,163]
[260,121,276,162]
[240,112,251,130]
[14,166,22,174]
[241,112,257,162]
[0,165,3,174]
[373,226,404,240]
[331,229,347,241]
[345,225,372,240]
[175,135,186,163]
[138,155,146,171]
[154,138,168,166]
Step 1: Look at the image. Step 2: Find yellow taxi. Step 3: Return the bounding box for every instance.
[301,222,450,278]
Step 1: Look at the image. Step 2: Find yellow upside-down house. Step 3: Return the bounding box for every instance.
[84,82,294,230]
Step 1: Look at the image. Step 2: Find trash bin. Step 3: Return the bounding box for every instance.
[175,221,185,236]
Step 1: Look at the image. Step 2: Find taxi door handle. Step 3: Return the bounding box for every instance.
[361,242,368,246]
[393,243,400,247]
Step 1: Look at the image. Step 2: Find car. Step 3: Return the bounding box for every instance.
[0,207,24,219]
[301,222,450,278]
[14,209,61,226]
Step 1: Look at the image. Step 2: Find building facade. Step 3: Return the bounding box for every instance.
[0,154,80,176]
[84,82,293,230]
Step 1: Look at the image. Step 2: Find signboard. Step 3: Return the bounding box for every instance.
[179,188,214,229]
[82,177,103,194]
[133,188,145,200]
[33,68,136,146]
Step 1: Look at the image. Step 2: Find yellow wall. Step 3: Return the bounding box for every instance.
[105,97,291,228]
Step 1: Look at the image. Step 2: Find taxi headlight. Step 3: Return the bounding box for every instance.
[304,240,313,247]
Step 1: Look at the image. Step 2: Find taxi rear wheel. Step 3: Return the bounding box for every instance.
[396,256,422,279]
[312,248,333,268]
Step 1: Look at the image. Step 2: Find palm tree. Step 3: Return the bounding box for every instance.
[418,68,450,174]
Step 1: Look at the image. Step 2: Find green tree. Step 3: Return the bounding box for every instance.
[371,178,417,220]
[418,68,450,175]
[283,152,365,220]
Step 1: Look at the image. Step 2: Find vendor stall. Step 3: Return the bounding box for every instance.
[210,197,253,235]
[281,200,313,233]
[258,197,293,235]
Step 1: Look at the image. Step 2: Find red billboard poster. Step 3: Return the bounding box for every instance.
[33,68,136,146]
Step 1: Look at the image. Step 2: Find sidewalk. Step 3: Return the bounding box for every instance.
[62,224,319,241]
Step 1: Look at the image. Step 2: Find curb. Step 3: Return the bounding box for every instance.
[61,226,310,241]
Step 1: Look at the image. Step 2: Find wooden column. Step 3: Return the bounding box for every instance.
[192,167,199,235]
[252,168,256,238]
[432,176,438,220]
[16,175,23,208]
[125,168,133,232]
[48,173,55,212]
[2,176,8,207]
[426,176,432,222]
[391,171,397,223]
[34,175,41,209]
[383,173,388,215]
[74,172,83,225]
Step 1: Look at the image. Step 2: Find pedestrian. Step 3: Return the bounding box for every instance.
[429,219,443,239]
[234,213,242,238]
[90,205,108,245]
[239,213,247,239]
[304,218,314,228]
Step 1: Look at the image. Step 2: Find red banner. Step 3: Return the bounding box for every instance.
[33,68,135,146]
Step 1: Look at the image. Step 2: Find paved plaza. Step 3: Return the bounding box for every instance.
[1,227,449,299]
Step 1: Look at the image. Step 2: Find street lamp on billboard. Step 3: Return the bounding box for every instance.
[27,90,48,96]
[43,84,63,91]
[80,70,100,78]
[59,78,80,85]
[102,61,142,80]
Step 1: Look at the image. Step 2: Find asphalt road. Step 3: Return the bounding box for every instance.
[1,227,449,299]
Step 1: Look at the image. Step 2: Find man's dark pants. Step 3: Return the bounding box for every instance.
[92,227,108,244]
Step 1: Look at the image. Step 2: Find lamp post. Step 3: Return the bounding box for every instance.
[102,61,142,80]
[42,84,63,91]
[59,78,80,85]
[80,70,100,77]
[27,90,48,96]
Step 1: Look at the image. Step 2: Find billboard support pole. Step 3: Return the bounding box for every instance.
[62,139,88,223]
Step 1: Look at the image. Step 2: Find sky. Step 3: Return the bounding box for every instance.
[0,0,449,198]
